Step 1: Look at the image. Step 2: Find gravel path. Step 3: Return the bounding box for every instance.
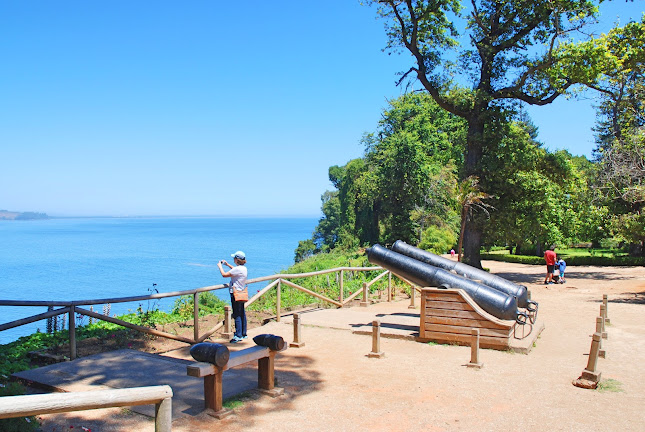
[36,260,645,431]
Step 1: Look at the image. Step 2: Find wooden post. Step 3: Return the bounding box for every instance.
[339,270,344,306]
[290,313,305,348]
[258,351,284,397]
[222,305,233,339]
[596,316,606,359]
[258,352,275,390]
[467,328,483,369]
[367,320,384,358]
[193,292,200,342]
[600,304,608,339]
[408,286,416,309]
[154,397,172,432]
[69,305,76,360]
[584,333,602,377]
[387,271,392,302]
[603,294,610,324]
[360,282,369,307]
[573,332,603,389]
[204,370,224,412]
[276,279,281,322]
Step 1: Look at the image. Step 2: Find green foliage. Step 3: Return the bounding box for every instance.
[303,93,465,255]
[249,250,408,313]
[363,0,645,266]
[0,330,66,375]
[294,238,316,263]
[481,250,644,266]
[0,381,39,431]
[597,378,624,393]
[418,225,457,254]
[171,292,226,321]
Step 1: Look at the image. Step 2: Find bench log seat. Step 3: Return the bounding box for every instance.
[187,345,285,416]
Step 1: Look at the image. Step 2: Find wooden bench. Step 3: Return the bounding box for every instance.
[187,345,285,417]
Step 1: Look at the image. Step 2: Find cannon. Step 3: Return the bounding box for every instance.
[392,240,537,315]
[367,244,528,323]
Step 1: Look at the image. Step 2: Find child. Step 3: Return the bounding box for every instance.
[557,258,567,283]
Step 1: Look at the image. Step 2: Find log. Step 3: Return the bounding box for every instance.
[190,343,230,367]
[253,334,287,351]
[0,385,172,419]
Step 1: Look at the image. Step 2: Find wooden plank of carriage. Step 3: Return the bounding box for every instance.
[418,288,515,350]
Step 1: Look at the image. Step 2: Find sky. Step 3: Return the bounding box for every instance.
[1,1,643,218]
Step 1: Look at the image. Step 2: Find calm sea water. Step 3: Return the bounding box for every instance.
[0,217,317,344]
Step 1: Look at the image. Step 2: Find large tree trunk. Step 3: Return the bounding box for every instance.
[461,115,486,269]
[462,220,483,269]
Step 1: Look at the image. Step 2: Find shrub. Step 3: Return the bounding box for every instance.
[418,226,457,255]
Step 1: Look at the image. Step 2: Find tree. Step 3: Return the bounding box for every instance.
[366,0,623,267]
[362,92,465,244]
[300,93,464,255]
[589,16,645,254]
[456,176,492,262]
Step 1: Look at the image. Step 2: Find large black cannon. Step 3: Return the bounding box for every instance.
[367,244,527,323]
[392,240,537,313]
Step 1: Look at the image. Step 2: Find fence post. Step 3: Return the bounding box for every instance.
[596,316,606,359]
[467,328,483,369]
[276,279,281,322]
[408,286,416,309]
[193,292,200,342]
[387,271,392,302]
[222,305,233,339]
[290,313,305,348]
[603,294,610,324]
[69,305,76,360]
[600,304,608,339]
[573,332,603,389]
[155,396,173,432]
[339,270,344,306]
[360,282,369,307]
[367,320,384,358]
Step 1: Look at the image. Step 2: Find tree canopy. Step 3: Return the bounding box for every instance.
[365,0,644,267]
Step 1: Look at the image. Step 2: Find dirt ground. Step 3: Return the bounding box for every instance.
[34,260,645,431]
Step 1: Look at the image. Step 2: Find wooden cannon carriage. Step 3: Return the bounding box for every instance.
[418,288,516,350]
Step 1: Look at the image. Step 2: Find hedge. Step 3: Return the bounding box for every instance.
[480,253,645,267]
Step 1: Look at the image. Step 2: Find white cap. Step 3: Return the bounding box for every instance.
[231,251,246,260]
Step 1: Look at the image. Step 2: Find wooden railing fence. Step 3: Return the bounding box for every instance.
[0,267,420,360]
[0,385,173,431]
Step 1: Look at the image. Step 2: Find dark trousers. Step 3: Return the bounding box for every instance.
[230,293,247,338]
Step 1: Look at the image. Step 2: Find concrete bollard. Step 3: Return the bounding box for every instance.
[367,320,385,358]
[222,305,233,339]
[603,294,611,324]
[596,316,606,359]
[573,332,603,389]
[467,328,483,369]
[600,304,608,339]
[289,313,305,348]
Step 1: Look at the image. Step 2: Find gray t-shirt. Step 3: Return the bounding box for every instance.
[228,265,248,294]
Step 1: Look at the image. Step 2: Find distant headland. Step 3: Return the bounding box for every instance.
[0,210,49,220]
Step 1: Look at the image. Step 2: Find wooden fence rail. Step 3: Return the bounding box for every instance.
[1,266,418,359]
[0,385,173,431]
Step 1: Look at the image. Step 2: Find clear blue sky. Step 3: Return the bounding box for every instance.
[1,1,642,217]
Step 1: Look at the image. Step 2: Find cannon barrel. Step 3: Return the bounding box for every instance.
[392,240,531,309]
[367,244,520,322]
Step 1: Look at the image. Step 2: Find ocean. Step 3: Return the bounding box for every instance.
[0,217,318,344]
